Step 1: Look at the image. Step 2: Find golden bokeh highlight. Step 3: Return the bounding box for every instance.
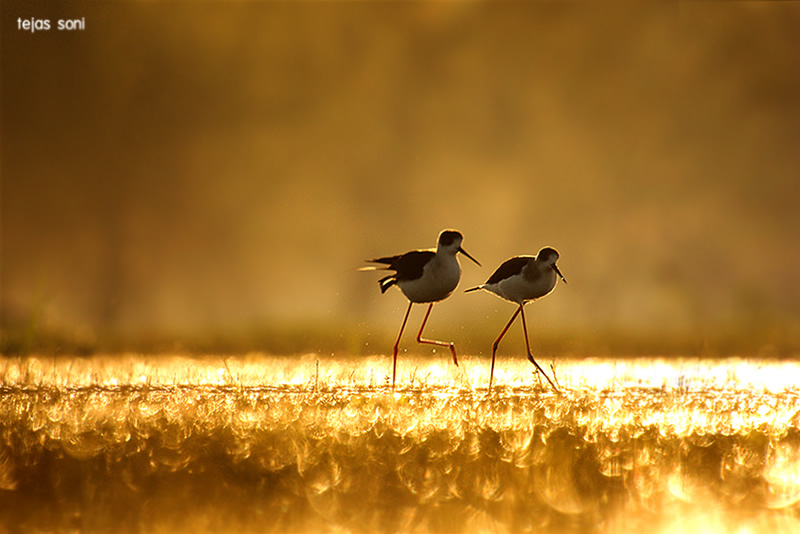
[1,355,799,533]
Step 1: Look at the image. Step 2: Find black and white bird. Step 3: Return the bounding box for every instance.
[363,229,480,388]
[465,247,566,391]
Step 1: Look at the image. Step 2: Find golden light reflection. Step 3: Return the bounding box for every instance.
[764,441,800,510]
[1,354,799,533]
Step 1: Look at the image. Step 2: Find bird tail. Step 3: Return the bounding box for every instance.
[379,275,396,293]
[359,254,399,272]
[464,285,483,293]
[361,256,400,293]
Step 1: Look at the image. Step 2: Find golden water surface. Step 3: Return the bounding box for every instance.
[1,355,799,533]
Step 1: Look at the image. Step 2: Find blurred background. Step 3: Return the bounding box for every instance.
[2,1,799,357]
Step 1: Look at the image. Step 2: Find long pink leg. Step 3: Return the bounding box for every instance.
[489,306,522,391]
[416,303,458,367]
[520,305,560,392]
[392,301,413,389]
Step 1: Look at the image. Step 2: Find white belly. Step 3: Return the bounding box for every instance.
[398,257,461,303]
[492,271,557,305]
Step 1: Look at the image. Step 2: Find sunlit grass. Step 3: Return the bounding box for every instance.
[1,354,799,533]
[4,352,800,398]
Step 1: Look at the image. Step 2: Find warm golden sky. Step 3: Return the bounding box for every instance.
[3,2,799,354]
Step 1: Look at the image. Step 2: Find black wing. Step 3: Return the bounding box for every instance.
[389,250,435,282]
[367,250,435,293]
[484,256,533,285]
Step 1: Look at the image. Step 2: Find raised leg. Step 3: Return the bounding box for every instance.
[520,306,560,392]
[416,303,458,367]
[392,301,413,389]
[489,305,522,391]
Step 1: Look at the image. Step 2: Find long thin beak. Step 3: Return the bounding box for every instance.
[458,247,481,267]
[553,264,567,284]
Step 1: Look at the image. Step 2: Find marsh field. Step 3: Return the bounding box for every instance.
[1,354,799,534]
[3,2,800,533]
